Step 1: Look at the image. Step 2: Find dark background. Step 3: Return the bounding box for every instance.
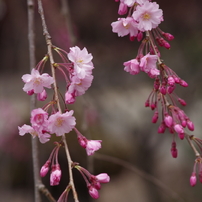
[0,0,202,201]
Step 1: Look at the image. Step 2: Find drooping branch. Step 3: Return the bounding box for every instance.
[37,1,79,201]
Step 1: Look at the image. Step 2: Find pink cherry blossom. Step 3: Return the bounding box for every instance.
[132,1,163,32]
[50,164,62,186]
[65,91,76,104]
[18,124,51,143]
[123,58,140,75]
[111,17,138,38]
[22,68,54,94]
[139,53,159,76]
[67,46,94,79]
[86,140,102,156]
[48,110,76,136]
[30,108,49,132]
[68,74,94,97]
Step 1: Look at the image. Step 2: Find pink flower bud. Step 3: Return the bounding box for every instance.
[40,160,51,177]
[27,89,34,95]
[163,32,174,41]
[167,76,175,85]
[129,35,135,41]
[164,115,173,128]
[160,86,166,95]
[150,102,156,110]
[152,111,158,123]
[137,32,143,42]
[78,135,87,148]
[37,89,47,101]
[178,133,185,140]
[180,80,188,87]
[174,124,184,134]
[158,122,166,133]
[145,99,150,107]
[173,76,180,84]
[95,173,110,183]
[50,164,62,186]
[93,181,101,190]
[190,172,197,187]
[88,186,99,199]
[170,142,177,158]
[163,41,171,49]
[187,120,194,131]
[118,2,127,15]
[167,85,175,94]
[178,98,186,106]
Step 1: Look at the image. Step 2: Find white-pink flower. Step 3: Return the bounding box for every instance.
[68,74,94,97]
[22,68,54,94]
[132,1,163,32]
[67,46,94,79]
[48,110,76,136]
[139,53,159,76]
[18,124,51,143]
[86,140,102,156]
[111,17,138,37]
[123,58,140,75]
[30,108,49,132]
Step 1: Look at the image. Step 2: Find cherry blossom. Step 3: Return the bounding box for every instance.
[123,58,140,75]
[48,110,76,136]
[111,17,138,38]
[18,124,51,143]
[139,53,159,76]
[22,68,54,94]
[132,1,163,32]
[67,74,94,97]
[86,140,102,156]
[67,46,94,79]
[30,108,49,132]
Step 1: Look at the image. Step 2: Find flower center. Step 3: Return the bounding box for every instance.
[142,12,151,20]
[34,78,42,86]
[55,117,64,127]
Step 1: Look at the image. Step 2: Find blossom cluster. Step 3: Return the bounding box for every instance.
[111,0,202,187]
[18,45,110,199]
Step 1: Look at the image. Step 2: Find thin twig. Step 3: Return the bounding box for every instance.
[95,153,186,202]
[27,1,41,201]
[37,1,79,201]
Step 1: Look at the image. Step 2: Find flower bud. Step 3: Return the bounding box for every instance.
[190,172,197,187]
[164,114,173,128]
[40,160,51,177]
[50,164,62,186]
[95,173,110,183]
[187,120,194,131]
[88,186,99,199]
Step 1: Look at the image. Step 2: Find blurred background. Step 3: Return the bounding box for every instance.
[0,0,202,201]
